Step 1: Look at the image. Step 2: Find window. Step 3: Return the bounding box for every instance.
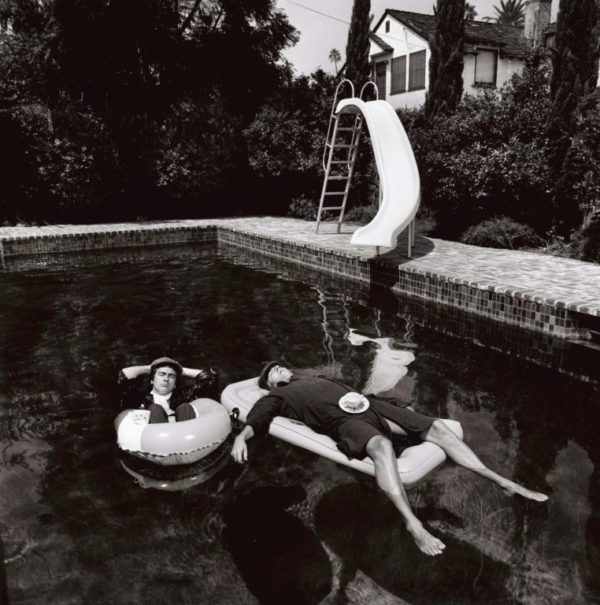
[391,56,407,94]
[474,49,497,86]
[375,61,387,99]
[385,20,390,33]
[408,50,426,91]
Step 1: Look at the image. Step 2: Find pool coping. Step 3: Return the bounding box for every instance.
[1,217,599,341]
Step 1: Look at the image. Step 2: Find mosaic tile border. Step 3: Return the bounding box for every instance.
[0,225,218,261]
[219,242,600,384]
[217,228,596,340]
[1,222,598,341]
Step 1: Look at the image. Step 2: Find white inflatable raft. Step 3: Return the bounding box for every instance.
[221,378,463,486]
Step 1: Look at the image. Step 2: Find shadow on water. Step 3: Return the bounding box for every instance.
[315,483,512,605]
[223,485,332,605]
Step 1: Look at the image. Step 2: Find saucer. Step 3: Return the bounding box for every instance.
[338,393,370,414]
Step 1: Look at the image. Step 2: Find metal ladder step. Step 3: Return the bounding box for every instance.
[316,78,366,235]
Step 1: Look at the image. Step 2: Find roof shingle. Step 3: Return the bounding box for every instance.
[384,10,530,59]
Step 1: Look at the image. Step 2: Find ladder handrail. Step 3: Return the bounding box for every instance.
[359,80,379,101]
[322,79,355,172]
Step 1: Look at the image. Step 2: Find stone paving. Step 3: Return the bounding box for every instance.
[1,216,600,320]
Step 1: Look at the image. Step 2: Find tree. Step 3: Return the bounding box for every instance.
[425,0,465,118]
[329,48,341,75]
[465,2,477,20]
[0,0,300,223]
[493,0,525,27]
[547,0,600,234]
[345,0,371,89]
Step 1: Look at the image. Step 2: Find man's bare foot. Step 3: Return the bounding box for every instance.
[502,480,548,502]
[407,521,446,556]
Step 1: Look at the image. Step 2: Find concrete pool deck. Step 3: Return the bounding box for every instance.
[1,216,599,341]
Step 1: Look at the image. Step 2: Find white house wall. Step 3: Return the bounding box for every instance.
[370,15,528,108]
[371,17,429,109]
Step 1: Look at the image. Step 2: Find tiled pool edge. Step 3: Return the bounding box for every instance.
[1,222,597,341]
[217,228,595,341]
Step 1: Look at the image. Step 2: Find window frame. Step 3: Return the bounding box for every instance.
[408,49,426,92]
[390,55,407,95]
[473,48,498,88]
[374,60,387,99]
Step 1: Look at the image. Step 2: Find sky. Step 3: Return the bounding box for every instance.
[275,0,559,75]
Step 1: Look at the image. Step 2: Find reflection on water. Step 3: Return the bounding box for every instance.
[0,245,598,604]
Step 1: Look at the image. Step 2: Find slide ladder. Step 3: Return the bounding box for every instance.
[315,79,366,234]
[315,80,420,256]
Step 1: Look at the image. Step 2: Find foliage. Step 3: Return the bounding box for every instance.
[493,0,525,26]
[0,0,298,223]
[547,0,600,234]
[344,0,371,89]
[244,69,336,215]
[572,211,600,263]
[406,48,554,239]
[425,0,465,118]
[328,48,341,75]
[461,216,544,249]
[465,3,477,20]
[0,100,121,222]
[289,195,319,220]
[344,203,377,224]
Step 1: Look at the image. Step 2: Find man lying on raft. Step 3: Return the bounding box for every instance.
[231,362,548,557]
[120,357,215,424]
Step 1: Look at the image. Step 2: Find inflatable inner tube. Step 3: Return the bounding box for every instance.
[119,435,233,491]
[221,378,463,486]
[115,398,232,466]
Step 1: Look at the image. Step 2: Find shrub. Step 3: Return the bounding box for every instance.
[245,70,335,213]
[344,203,377,224]
[461,216,544,249]
[403,49,554,239]
[289,195,318,220]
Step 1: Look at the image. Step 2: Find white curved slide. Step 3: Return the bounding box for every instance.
[336,98,420,249]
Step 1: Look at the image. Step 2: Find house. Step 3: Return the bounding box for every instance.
[369,1,551,109]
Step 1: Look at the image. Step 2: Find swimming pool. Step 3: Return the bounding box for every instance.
[1,243,598,604]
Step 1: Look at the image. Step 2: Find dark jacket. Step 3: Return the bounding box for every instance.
[244,376,423,439]
[118,368,218,410]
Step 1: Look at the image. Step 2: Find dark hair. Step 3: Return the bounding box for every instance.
[258,361,281,390]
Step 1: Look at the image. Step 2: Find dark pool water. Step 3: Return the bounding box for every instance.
[0,244,599,605]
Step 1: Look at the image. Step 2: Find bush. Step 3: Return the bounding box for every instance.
[289,195,318,220]
[344,203,377,224]
[245,70,335,213]
[461,216,544,249]
[403,49,554,239]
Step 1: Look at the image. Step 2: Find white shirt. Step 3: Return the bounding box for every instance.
[151,389,176,423]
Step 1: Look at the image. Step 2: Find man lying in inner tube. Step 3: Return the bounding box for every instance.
[231,361,549,558]
[119,356,217,423]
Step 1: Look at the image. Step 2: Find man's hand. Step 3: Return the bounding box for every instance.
[231,435,248,463]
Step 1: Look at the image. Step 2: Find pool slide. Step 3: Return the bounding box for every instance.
[336,98,420,249]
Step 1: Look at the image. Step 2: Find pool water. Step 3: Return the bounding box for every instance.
[0,245,598,605]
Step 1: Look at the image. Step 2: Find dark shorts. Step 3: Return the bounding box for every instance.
[335,400,437,460]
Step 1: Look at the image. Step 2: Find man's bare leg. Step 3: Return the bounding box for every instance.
[365,435,446,556]
[422,420,548,502]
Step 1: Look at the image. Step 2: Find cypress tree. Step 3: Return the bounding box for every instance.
[547,0,600,234]
[425,0,465,118]
[345,0,371,90]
